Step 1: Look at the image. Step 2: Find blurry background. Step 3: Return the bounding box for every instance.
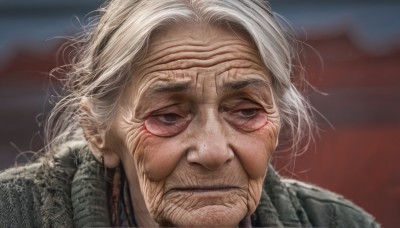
[0,0,399,227]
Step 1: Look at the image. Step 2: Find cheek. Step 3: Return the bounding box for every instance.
[230,123,279,215]
[136,131,186,181]
[231,123,279,179]
[247,176,265,214]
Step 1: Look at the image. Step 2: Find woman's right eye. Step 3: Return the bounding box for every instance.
[156,113,183,125]
[144,111,191,137]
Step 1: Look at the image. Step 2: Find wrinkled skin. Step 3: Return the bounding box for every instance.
[109,23,281,227]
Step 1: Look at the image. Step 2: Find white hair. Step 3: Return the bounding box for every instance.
[46,0,315,158]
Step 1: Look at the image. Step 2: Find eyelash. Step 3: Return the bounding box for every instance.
[154,113,184,125]
[232,108,261,118]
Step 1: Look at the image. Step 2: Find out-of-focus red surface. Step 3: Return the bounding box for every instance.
[274,31,400,228]
[304,31,400,89]
[274,124,400,227]
[0,31,399,227]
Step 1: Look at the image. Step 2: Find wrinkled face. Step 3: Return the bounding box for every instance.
[111,23,280,227]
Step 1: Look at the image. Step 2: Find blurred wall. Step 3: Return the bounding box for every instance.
[0,0,399,227]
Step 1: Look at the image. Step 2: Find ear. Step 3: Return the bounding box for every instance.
[80,97,120,168]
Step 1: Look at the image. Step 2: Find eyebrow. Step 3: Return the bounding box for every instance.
[144,78,270,97]
[223,78,271,91]
[148,81,192,94]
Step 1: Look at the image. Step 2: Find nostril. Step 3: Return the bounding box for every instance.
[186,145,234,170]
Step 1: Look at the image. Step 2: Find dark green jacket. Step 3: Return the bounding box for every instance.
[0,141,379,227]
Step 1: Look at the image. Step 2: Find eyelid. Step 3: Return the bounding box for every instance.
[147,102,191,117]
[221,86,274,106]
[235,99,262,108]
[145,111,192,137]
[221,97,263,111]
[230,103,264,117]
[222,104,268,132]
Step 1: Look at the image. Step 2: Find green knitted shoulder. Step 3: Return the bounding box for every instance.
[0,162,41,227]
[0,141,112,228]
[283,179,380,228]
[0,162,40,184]
[34,141,84,228]
[33,140,111,228]
[71,146,111,227]
[256,167,312,227]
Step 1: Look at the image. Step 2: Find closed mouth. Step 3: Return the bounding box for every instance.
[171,186,240,193]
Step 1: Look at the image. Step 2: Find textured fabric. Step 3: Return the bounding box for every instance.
[109,166,137,227]
[0,141,111,228]
[0,142,380,227]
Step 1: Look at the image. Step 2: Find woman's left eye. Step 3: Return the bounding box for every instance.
[222,101,268,132]
[235,108,260,118]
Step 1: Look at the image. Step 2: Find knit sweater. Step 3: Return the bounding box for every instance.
[0,141,379,227]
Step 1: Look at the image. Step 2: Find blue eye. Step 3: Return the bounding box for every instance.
[236,109,260,118]
[145,112,191,137]
[157,113,183,124]
[221,99,268,132]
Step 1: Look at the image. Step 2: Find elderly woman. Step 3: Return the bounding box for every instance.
[0,0,378,227]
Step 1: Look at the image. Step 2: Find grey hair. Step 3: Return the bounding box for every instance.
[45,0,315,158]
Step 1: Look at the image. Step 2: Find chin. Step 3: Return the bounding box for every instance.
[159,204,246,227]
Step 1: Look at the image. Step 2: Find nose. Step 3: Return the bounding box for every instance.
[187,110,234,170]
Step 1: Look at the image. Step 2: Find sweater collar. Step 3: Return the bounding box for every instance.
[35,143,311,227]
[255,166,312,227]
[35,142,111,228]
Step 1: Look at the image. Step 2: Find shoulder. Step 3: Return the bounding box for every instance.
[0,162,41,227]
[282,179,380,228]
[0,162,40,182]
[0,162,40,196]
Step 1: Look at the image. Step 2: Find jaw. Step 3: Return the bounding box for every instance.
[159,203,247,227]
[149,187,249,227]
[134,155,267,227]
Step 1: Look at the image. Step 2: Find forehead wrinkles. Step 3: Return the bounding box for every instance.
[143,38,255,64]
[129,24,270,101]
[136,38,264,77]
[217,68,271,85]
[134,70,195,98]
